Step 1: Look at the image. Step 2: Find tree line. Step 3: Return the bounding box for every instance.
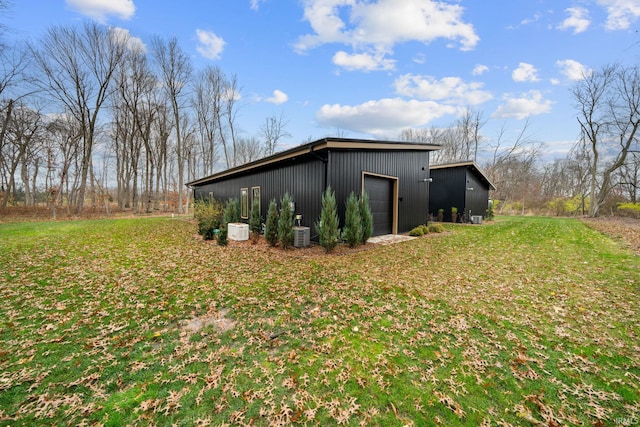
[400,63,640,217]
[0,6,637,218]
[0,18,290,215]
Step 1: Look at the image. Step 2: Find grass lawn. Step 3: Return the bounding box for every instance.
[0,216,638,426]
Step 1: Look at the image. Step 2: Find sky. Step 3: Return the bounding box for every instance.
[5,0,640,160]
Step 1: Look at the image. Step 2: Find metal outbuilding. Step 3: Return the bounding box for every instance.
[187,137,441,238]
[429,161,496,222]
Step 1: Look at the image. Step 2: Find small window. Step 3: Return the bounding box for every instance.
[251,186,261,214]
[240,188,249,219]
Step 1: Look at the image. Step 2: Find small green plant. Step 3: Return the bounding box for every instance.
[249,197,262,243]
[264,198,279,247]
[278,192,294,249]
[437,208,444,222]
[428,223,445,233]
[217,223,228,246]
[486,200,495,220]
[316,186,340,253]
[342,191,363,247]
[359,191,373,244]
[451,206,458,223]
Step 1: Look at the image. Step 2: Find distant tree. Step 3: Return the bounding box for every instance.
[278,192,294,249]
[572,64,640,217]
[342,191,363,247]
[264,198,279,247]
[236,136,263,165]
[151,36,192,214]
[30,22,128,212]
[260,112,291,156]
[315,186,339,252]
[359,190,373,244]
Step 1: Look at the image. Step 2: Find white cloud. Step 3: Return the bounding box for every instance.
[264,90,289,104]
[393,74,492,105]
[109,27,146,53]
[196,29,226,60]
[316,97,457,136]
[472,64,489,76]
[295,0,479,66]
[250,0,266,11]
[66,0,135,22]
[512,62,540,83]
[557,7,591,33]
[492,90,553,120]
[556,59,590,81]
[597,0,640,30]
[332,50,396,71]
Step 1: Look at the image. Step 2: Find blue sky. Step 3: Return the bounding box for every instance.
[5,0,640,159]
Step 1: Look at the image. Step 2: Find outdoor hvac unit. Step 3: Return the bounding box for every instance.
[293,226,310,247]
[228,223,249,241]
[471,215,483,225]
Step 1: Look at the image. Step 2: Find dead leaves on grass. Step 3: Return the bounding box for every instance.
[0,217,638,425]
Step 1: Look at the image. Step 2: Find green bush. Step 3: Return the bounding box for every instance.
[428,223,445,233]
[342,191,363,247]
[265,199,279,247]
[194,198,223,239]
[249,197,262,242]
[278,192,294,249]
[618,202,640,218]
[408,226,425,237]
[316,186,340,253]
[359,191,373,244]
[223,198,240,224]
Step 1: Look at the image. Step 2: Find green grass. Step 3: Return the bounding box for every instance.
[0,216,638,425]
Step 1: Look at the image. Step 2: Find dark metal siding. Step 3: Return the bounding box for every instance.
[464,171,490,218]
[327,150,431,233]
[429,166,491,221]
[194,155,326,231]
[429,167,466,221]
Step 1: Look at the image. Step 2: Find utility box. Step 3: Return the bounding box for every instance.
[471,215,483,225]
[228,223,249,241]
[293,226,310,247]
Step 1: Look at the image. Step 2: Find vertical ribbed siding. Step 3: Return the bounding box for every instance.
[194,157,325,230]
[465,171,490,218]
[327,150,430,233]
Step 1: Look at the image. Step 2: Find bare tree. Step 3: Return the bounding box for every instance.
[192,65,223,175]
[0,102,42,207]
[151,36,192,214]
[572,64,640,217]
[30,22,127,212]
[260,112,291,156]
[236,136,263,165]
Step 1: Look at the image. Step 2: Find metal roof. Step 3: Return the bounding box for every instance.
[430,160,497,191]
[187,137,442,187]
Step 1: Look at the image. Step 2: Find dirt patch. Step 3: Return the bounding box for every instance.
[581,216,640,255]
[182,308,235,334]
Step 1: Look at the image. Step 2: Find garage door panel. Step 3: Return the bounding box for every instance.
[364,175,393,236]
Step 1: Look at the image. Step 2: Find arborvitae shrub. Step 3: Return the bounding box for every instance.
[342,191,363,248]
[315,186,339,253]
[278,192,294,249]
[265,199,279,247]
[249,197,262,243]
[223,198,240,224]
[359,190,373,244]
[217,223,228,246]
